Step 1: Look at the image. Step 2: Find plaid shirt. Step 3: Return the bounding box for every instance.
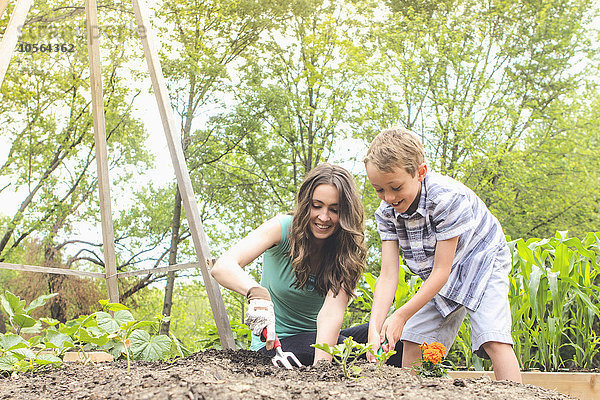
[375,171,509,317]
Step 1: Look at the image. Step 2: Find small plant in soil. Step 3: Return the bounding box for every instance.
[312,336,372,379]
[413,342,448,378]
[370,343,396,377]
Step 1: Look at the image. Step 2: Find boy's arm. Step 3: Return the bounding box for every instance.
[314,289,349,364]
[382,236,459,351]
[366,240,400,359]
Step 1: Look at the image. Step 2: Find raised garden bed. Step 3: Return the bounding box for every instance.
[449,370,599,400]
[0,350,578,399]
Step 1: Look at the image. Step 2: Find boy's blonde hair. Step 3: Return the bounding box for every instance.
[364,127,425,176]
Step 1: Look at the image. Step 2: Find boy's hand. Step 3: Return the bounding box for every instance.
[381,309,408,351]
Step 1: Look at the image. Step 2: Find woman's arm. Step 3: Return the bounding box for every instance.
[313,289,350,364]
[210,217,283,296]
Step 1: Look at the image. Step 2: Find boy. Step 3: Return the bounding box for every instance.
[364,127,521,382]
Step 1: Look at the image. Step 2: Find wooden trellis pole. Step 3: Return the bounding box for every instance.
[131,0,235,350]
[0,0,11,21]
[0,0,33,84]
[0,0,235,349]
[84,0,119,304]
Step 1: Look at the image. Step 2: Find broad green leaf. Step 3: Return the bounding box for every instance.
[106,341,125,359]
[27,336,41,347]
[21,323,43,335]
[25,293,58,313]
[3,291,26,316]
[528,266,542,315]
[40,318,61,327]
[129,330,171,361]
[95,310,135,334]
[98,300,129,312]
[0,295,14,318]
[0,334,27,350]
[78,328,109,346]
[34,353,62,365]
[363,273,376,291]
[0,355,18,371]
[12,314,37,329]
[10,347,35,360]
[45,330,74,349]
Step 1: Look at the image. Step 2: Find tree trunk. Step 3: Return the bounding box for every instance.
[0,312,6,334]
[160,187,182,335]
[160,72,195,335]
[44,240,68,322]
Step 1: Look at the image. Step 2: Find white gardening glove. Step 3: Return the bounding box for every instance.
[245,286,276,350]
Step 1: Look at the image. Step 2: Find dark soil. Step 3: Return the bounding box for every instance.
[0,350,576,399]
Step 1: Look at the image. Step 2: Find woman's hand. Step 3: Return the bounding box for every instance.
[245,286,276,350]
[366,326,384,362]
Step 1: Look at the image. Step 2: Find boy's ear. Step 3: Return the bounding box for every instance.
[417,164,428,182]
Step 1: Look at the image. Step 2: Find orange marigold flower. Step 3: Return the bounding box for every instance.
[428,342,447,356]
[420,342,429,352]
[423,348,443,364]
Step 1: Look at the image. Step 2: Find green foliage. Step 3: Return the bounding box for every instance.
[361,0,600,240]
[0,293,189,375]
[507,231,600,371]
[196,320,252,351]
[0,291,57,334]
[352,261,422,323]
[413,360,448,378]
[312,336,372,379]
[362,231,600,371]
[0,293,63,373]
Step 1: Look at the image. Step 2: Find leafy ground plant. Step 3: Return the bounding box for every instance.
[0,291,64,374]
[414,342,448,378]
[312,336,372,379]
[92,300,187,371]
[0,293,191,375]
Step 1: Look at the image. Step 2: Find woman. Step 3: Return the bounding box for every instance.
[211,163,375,365]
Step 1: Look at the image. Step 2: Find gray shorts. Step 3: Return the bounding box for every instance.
[401,253,514,359]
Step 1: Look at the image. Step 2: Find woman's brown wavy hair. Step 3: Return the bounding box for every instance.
[290,163,366,298]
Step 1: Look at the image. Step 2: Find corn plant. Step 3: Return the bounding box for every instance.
[508,231,600,371]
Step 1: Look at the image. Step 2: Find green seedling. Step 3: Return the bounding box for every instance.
[312,336,371,379]
[370,340,396,377]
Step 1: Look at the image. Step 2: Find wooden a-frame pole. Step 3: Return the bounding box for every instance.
[0,0,11,21]
[84,0,119,304]
[0,0,235,349]
[0,0,33,85]
[131,0,235,349]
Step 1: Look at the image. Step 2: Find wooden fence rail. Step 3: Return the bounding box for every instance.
[0,261,207,279]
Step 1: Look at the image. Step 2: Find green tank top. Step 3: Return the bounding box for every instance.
[249,214,326,350]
